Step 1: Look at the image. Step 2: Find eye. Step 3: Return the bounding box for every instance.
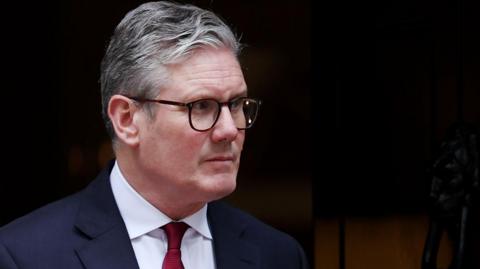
[230,98,244,111]
[191,99,216,113]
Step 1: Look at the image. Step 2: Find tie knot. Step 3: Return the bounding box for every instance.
[162,222,189,250]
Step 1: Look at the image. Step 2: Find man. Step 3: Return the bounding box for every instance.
[0,2,309,268]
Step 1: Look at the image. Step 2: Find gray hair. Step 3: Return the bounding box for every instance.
[100,1,241,140]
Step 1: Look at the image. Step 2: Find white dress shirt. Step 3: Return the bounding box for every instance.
[110,161,216,269]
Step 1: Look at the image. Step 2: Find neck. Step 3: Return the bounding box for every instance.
[116,154,206,220]
[155,201,205,221]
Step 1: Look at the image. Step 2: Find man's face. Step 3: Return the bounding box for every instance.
[136,48,246,204]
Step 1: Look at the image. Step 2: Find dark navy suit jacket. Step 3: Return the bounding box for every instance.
[0,163,309,269]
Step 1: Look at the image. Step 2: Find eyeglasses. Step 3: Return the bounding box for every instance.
[126,96,261,132]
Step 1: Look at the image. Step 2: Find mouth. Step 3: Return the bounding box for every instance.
[205,155,235,162]
[202,154,238,172]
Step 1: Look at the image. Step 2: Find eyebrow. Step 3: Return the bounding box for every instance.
[184,89,248,102]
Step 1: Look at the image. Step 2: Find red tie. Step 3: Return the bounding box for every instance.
[162,222,189,269]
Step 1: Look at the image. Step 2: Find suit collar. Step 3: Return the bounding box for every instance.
[74,161,139,269]
[208,202,260,269]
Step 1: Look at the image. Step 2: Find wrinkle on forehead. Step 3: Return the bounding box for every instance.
[181,68,244,82]
[170,54,244,82]
[162,48,247,100]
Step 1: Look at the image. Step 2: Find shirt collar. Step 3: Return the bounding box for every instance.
[110,161,212,240]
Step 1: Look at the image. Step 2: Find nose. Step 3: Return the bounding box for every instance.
[211,106,239,143]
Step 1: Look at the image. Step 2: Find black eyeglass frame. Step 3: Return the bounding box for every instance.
[125,96,261,132]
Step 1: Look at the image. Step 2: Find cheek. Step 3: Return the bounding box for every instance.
[164,130,208,164]
[143,118,203,162]
[154,113,202,146]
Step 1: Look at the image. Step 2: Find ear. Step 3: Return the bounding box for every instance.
[108,95,141,147]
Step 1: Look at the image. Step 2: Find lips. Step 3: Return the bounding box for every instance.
[205,155,235,162]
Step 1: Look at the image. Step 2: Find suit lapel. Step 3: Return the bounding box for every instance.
[74,162,139,269]
[208,202,260,269]
[75,226,139,269]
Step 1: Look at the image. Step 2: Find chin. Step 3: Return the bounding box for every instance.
[200,173,237,202]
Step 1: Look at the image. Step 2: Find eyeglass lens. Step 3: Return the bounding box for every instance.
[189,98,259,131]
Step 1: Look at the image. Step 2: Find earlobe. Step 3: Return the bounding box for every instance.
[108,95,141,146]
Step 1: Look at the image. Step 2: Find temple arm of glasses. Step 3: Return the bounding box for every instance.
[126,96,187,107]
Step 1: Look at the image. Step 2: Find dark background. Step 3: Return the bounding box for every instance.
[313,0,480,216]
[312,0,479,267]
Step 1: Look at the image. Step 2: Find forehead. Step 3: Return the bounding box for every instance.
[162,48,247,100]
